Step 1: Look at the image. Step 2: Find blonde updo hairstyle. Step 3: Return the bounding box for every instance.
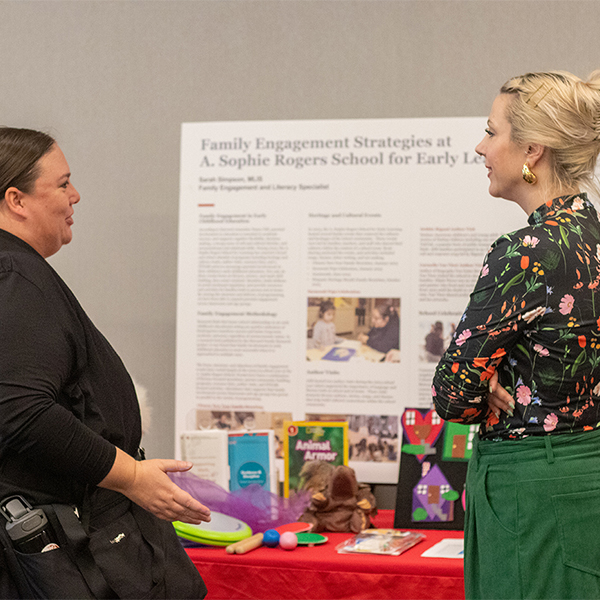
[500,70,600,195]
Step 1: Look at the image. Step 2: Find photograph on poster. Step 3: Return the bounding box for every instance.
[306,413,399,464]
[194,409,291,459]
[419,318,458,363]
[306,297,400,363]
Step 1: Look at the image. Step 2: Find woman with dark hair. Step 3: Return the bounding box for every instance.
[433,70,600,599]
[0,128,210,598]
[358,303,399,356]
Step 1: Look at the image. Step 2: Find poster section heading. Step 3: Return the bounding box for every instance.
[200,136,483,166]
[196,133,484,189]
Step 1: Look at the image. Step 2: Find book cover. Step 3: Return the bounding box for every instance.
[180,429,230,490]
[283,421,349,497]
[336,529,425,555]
[228,430,277,493]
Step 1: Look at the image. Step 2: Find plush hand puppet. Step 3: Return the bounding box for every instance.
[298,461,377,533]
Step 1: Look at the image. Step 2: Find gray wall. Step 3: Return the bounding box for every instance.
[1,0,598,476]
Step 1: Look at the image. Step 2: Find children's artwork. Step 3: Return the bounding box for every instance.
[400,409,444,462]
[283,421,348,497]
[442,421,477,461]
[394,408,476,530]
[411,464,458,523]
[321,347,356,362]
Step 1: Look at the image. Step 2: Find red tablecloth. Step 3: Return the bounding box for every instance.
[186,511,465,599]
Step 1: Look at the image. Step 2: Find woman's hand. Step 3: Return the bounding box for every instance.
[487,370,515,418]
[357,333,369,344]
[99,448,211,524]
[384,349,401,363]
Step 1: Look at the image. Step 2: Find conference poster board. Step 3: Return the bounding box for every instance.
[175,118,523,484]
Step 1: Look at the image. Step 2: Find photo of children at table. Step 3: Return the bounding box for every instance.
[306,298,400,363]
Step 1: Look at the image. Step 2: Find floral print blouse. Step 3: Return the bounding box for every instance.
[432,194,600,440]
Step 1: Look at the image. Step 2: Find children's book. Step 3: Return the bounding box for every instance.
[283,421,348,497]
[228,430,277,493]
[180,429,230,490]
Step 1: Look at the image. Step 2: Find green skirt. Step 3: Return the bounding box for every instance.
[465,428,600,599]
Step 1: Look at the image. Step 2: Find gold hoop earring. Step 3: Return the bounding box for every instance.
[522,163,537,185]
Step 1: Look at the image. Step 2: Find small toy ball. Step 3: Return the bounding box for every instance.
[279,531,298,551]
[263,529,280,548]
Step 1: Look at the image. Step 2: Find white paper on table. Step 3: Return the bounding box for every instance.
[420,538,464,559]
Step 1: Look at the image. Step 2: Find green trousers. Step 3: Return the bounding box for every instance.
[465,428,600,599]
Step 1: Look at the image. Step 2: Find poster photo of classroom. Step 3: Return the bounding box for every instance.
[306,297,400,363]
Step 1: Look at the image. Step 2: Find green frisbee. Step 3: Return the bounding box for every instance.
[173,512,252,547]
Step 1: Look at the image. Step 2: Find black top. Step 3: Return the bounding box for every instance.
[433,194,600,440]
[425,331,444,356]
[366,320,400,354]
[0,229,140,505]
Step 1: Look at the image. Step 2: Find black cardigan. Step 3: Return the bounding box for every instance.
[0,229,140,505]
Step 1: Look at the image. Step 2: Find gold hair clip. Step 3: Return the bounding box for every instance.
[525,82,553,108]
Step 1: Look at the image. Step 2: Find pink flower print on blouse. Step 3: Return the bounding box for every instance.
[455,329,472,347]
[559,294,575,315]
[534,344,549,357]
[481,264,490,277]
[544,413,558,432]
[522,235,539,248]
[516,385,532,406]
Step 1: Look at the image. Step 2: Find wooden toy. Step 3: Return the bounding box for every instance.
[226,533,264,554]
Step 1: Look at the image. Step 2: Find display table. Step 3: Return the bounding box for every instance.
[185,510,464,600]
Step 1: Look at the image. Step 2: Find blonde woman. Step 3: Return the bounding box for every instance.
[433,71,600,599]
